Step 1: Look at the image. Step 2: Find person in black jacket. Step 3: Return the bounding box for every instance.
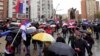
[68,33,76,49]
[23,34,32,56]
[93,23,100,39]
[83,33,94,56]
[5,32,15,56]
[56,33,65,43]
[73,34,91,56]
[62,25,68,39]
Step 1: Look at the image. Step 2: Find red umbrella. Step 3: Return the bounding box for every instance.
[39,24,46,28]
[68,25,76,28]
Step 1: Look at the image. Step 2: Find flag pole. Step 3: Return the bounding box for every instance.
[11,29,20,46]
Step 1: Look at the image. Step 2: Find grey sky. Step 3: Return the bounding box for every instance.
[53,0,100,14]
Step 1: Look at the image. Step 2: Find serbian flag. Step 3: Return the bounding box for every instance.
[28,0,30,6]
[20,19,31,41]
[16,0,20,13]
[19,0,27,13]
[0,30,11,37]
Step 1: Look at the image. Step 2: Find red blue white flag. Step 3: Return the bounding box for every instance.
[20,19,31,41]
[19,0,26,13]
[16,0,20,13]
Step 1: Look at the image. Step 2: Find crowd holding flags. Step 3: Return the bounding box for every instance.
[0,0,30,40]
[15,0,30,41]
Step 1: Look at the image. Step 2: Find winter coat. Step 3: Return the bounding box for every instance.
[73,39,90,56]
[56,37,65,43]
[83,35,94,45]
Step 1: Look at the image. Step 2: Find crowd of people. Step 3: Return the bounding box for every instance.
[0,19,100,56]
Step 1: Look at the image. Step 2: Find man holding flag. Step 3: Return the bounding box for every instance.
[20,19,31,41]
[20,19,31,56]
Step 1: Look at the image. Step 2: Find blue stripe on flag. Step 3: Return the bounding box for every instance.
[19,3,23,13]
[0,30,11,37]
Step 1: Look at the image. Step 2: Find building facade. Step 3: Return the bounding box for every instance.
[81,0,87,19]
[0,0,8,19]
[8,0,30,19]
[8,0,54,21]
[34,0,54,21]
[96,1,99,13]
[86,0,96,20]
[81,0,96,21]
[75,10,79,21]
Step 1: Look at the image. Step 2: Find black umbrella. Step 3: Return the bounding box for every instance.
[48,42,75,56]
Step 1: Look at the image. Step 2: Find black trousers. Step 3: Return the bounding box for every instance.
[88,45,93,56]
[96,32,99,39]
[5,53,14,56]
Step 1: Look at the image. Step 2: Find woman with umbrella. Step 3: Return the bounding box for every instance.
[46,42,75,56]
[43,41,52,56]
[32,32,55,56]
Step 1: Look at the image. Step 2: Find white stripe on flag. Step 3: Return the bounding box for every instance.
[23,0,26,13]
[20,25,26,31]
[22,31,26,41]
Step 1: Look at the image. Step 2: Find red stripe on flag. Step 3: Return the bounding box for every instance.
[19,19,29,27]
[16,0,20,13]
[28,0,30,6]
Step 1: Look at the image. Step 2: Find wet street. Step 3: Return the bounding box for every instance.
[0,33,100,56]
[92,40,100,56]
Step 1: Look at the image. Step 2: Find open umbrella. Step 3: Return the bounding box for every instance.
[0,30,11,37]
[50,25,56,27]
[68,25,76,28]
[38,29,45,32]
[48,42,75,56]
[32,33,55,42]
[26,27,36,34]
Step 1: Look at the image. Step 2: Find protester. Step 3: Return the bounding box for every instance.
[93,23,100,39]
[43,42,51,56]
[5,43,15,56]
[12,31,22,55]
[32,31,43,56]
[45,25,52,34]
[73,34,91,56]
[62,25,67,39]
[3,19,11,31]
[83,33,94,56]
[56,33,65,43]
[5,32,15,56]
[23,34,32,56]
[68,33,76,48]
[87,27,92,34]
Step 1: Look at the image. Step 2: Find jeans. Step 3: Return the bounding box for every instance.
[37,43,43,56]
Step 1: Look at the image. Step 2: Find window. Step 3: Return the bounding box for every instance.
[0,2,3,5]
[0,0,3,1]
[0,7,3,10]
[0,11,2,14]
[26,8,28,11]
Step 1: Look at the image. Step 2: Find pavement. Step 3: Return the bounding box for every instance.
[0,33,100,56]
